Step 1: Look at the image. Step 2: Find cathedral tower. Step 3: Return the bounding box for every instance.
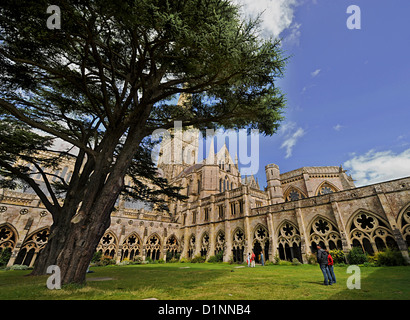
[157,93,199,181]
[265,163,284,204]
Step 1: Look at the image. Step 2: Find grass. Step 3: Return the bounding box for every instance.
[0,263,409,300]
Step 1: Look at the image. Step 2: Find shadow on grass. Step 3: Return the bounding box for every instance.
[82,264,231,299]
[328,266,410,300]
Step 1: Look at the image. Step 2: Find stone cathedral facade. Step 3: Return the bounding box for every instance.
[1,129,410,268]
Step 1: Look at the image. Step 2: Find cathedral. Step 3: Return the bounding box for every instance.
[1,120,410,267]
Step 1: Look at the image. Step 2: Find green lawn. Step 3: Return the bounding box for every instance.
[0,263,409,300]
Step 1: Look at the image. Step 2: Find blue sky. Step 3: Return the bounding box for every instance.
[200,0,410,188]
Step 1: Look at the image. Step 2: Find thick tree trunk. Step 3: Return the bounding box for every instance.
[30,116,148,285]
[30,206,112,285]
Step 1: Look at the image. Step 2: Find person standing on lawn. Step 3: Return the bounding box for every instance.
[326,249,336,284]
[260,252,265,266]
[317,246,332,285]
[251,251,256,268]
[247,253,251,267]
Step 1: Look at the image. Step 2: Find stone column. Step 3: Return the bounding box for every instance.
[115,225,126,264]
[330,197,352,257]
[267,212,277,261]
[180,225,190,259]
[223,191,233,262]
[294,204,310,264]
[243,186,253,257]
[194,224,201,257]
[209,220,216,257]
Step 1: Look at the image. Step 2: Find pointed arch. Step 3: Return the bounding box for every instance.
[347,209,397,254]
[315,181,339,196]
[232,227,245,263]
[252,223,269,263]
[145,233,162,261]
[276,220,302,262]
[308,215,341,252]
[0,223,18,250]
[398,202,410,247]
[200,231,210,257]
[252,223,269,244]
[121,232,142,261]
[283,185,307,202]
[97,230,118,259]
[187,233,196,258]
[276,220,299,238]
[165,234,180,259]
[215,229,225,254]
[14,227,50,267]
[0,223,18,267]
[346,208,390,232]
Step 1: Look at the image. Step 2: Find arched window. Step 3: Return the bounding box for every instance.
[283,187,307,202]
[0,224,17,267]
[253,225,269,262]
[309,216,342,253]
[121,233,142,261]
[165,235,180,259]
[349,211,398,255]
[232,228,245,263]
[398,204,410,247]
[145,234,161,261]
[277,221,302,262]
[14,228,50,267]
[215,230,225,255]
[188,235,196,258]
[96,231,117,259]
[200,232,210,257]
[316,182,338,196]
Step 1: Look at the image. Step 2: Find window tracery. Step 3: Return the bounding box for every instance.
[121,233,141,261]
[316,182,338,196]
[277,222,302,262]
[284,187,306,202]
[309,217,341,252]
[349,211,397,254]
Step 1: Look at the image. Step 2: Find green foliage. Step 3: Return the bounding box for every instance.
[166,252,181,262]
[329,249,346,264]
[0,0,288,202]
[0,0,288,285]
[207,251,224,263]
[179,257,191,263]
[291,258,302,265]
[273,253,281,265]
[5,264,30,270]
[92,255,116,267]
[191,255,206,263]
[347,247,368,265]
[374,248,406,266]
[91,251,102,263]
[0,248,12,267]
[307,254,318,265]
[207,256,219,263]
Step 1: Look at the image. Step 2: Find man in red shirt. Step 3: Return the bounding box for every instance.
[250,251,256,267]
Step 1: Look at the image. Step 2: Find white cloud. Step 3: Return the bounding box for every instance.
[232,0,299,38]
[333,124,343,131]
[283,22,302,46]
[344,149,410,187]
[279,122,306,158]
[311,69,321,77]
